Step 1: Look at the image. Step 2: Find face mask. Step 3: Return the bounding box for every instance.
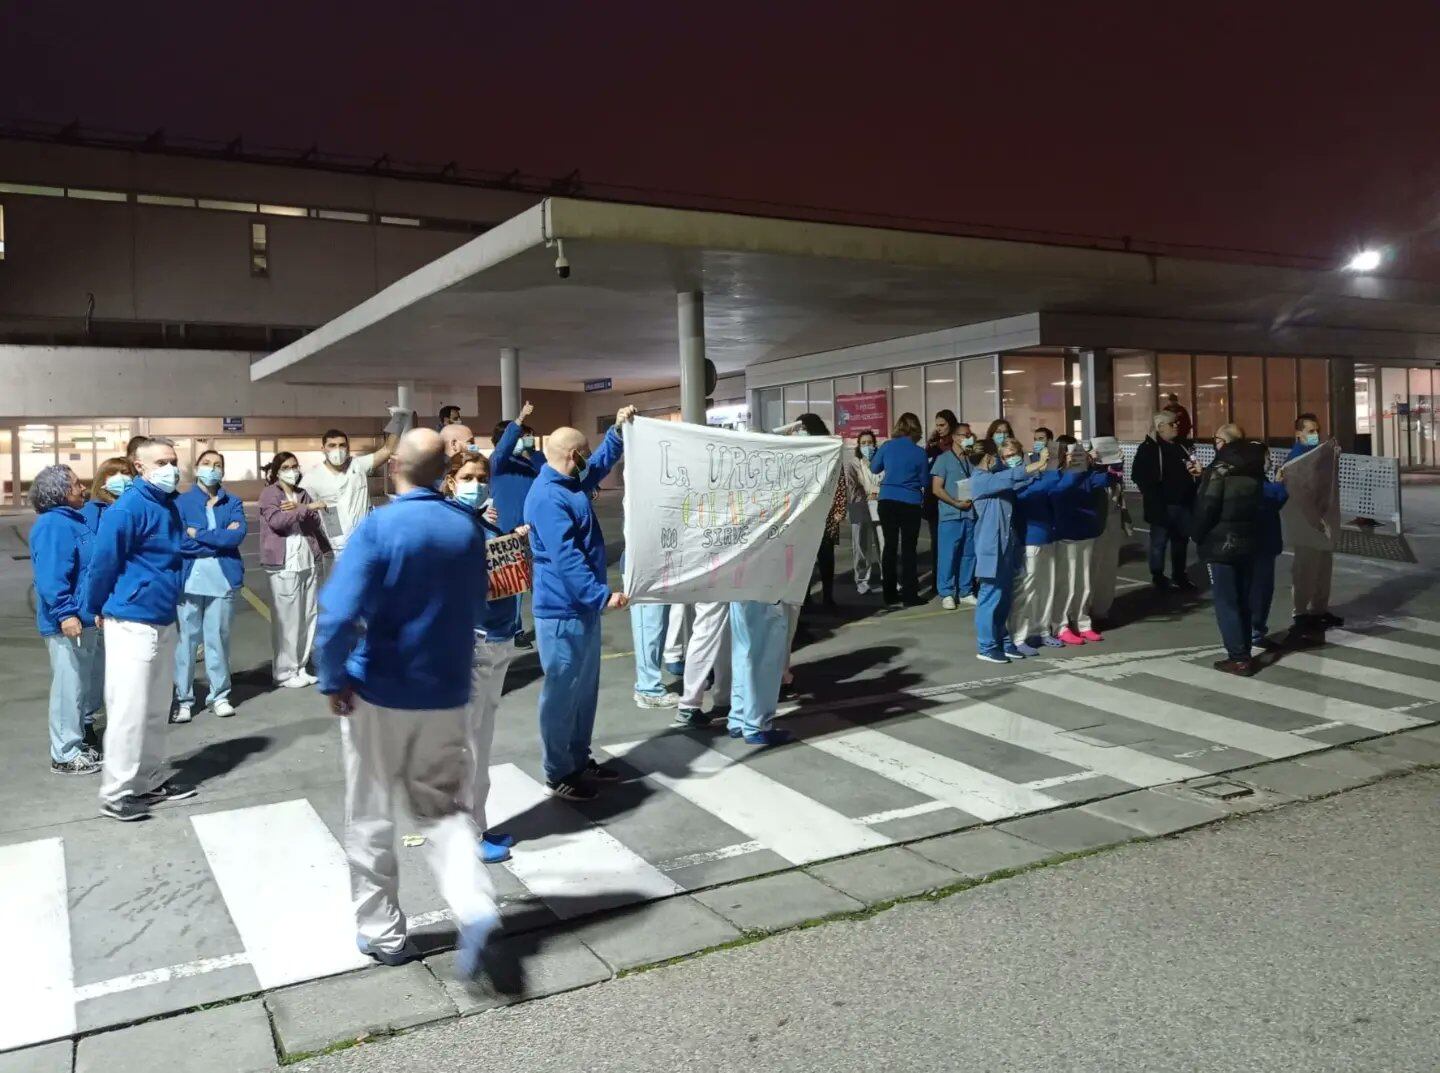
[860,444,875,460]
[573,453,590,481]
[278,468,300,486]
[455,480,489,509]
[795,429,811,437]
[465,443,482,455]
[1303,432,1319,446]
[961,436,975,448]
[993,432,1008,446]
[1004,455,1024,469]
[520,436,536,451]
[146,463,179,494]
[1032,440,1047,454]
[195,465,222,487]
[104,474,132,497]
[326,447,349,467]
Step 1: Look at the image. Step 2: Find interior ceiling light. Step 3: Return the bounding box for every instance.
[1344,249,1383,272]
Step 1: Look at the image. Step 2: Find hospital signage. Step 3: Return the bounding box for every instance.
[835,390,889,438]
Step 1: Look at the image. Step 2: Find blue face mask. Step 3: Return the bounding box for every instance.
[573,452,590,481]
[860,444,875,460]
[961,436,976,448]
[195,465,222,487]
[455,480,489,509]
[1032,440,1047,454]
[521,436,536,451]
[146,464,179,494]
[993,432,1008,446]
[1303,432,1319,446]
[1005,455,1024,469]
[103,474,132,497]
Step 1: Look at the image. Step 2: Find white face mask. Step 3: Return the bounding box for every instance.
[326,447,349,467]
[278,468,300,486]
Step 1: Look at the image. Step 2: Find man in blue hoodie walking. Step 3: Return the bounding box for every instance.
[523,407,637,801]
[82,437,193,822]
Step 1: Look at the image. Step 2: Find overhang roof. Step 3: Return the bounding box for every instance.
[251,197,1440,391]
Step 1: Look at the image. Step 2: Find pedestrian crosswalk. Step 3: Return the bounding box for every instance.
[3,619,1439,1053]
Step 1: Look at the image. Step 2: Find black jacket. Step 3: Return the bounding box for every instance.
[1130,435,1198,524]
[1191,439,1268,563]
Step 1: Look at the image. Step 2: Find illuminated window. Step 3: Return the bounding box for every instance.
[200,198,259,213]
[66,188,127,202]
[250,222,269,278]
[379,215,421,227]
[0,181,62,196]
[259,204,306,217]
[0,203,5,259]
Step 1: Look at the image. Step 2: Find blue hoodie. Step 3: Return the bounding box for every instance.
[1014,470,1061,546]
[523,426,624,620]
[970,463,1036,580]
[315,489,489,710]
[176,486,248,590]
[81,479,184,626]
[1256,479,1288,557]
[490,420,545,532]
[30,506,96,637]
[1051,469,1116,543]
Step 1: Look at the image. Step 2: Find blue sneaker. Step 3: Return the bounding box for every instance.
[356,936,419,966]
[664,661,685,676]
[1012,641,1040,657]
[482,830,515,848]
[742,728,793,747]
[456,916,525,996]
[1039,634,1066,648]
[1003,643,1027,660]
[478,836,512,864]
[976,651,1011,665]
[727,726,743,738]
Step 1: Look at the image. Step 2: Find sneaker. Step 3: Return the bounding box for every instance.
[1003,643,1028,660]
[456,916,525,995]
[663,661,686,676]
[513,632,533,650]
[958,595,978,607]
[673,707,713,728]
[1039,634,1066,648]
[581,759,622,783]
[1012,641,1040,657]
[976,652,1011,665]
[212,699,236,718]
[135,781,198,807]
[546,775,597,801]
[1212,657,1256,677]
[170,705,193,724]
[941,596,957,610]
[1056,627,1087,646]
[741,728,793,747]
[483,830,516,848]
[856,582,870,595]
[478,836,512,864]
[1173,576,1198,592]
[1078,628,1104,642]
[280,676,310,689]
[356,936,420,967]
[100,797,150,822]
[52,754,101,776]
[81,745,102,764]
[710,705,731,724]
[633,690,679,710]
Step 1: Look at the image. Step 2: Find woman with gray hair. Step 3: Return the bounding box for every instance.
[29,464,103,774]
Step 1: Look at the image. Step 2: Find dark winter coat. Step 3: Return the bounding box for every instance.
[1191,439,1268,564]
[1130,434,1198,525]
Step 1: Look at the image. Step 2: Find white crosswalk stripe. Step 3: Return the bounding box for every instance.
[1276,651,1440,702]
[1326,629,1440,667]
[0,838,74,1050]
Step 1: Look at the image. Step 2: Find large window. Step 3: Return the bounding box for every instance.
[1193,355,1229,439]
[959,356,996,427]
[756,388,783,434]
[1156,354,1193,419]
[891,366,924,432]
[1229,355,1264,440]
[1298,358,1330,430]
[1265,357,1298,443]
[1000,352,1066,441]
[783,384,808,426]
[1112,352,1155,440]
[925,362,958,423]
[806,379,834,431]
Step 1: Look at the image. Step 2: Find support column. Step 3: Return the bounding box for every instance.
[1327,357,1356,452]
[396,381,414,414]
[500,348,521,421]
[677,291,707,425]
[1078,348,1115,439]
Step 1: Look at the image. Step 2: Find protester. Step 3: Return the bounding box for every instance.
[675,600,732,728]
[727,600,793,746]
[1162,393,1194,442]
[1192,424,1267,675]
[82,437,194,822]
[172,451,246,723]
[929,430,978,609]
[870,411,928,606]
[1051,439,1117,644]
[438,404,474,458]
[1131,412,1201,590]
[1086,436,1130,629]
[985,419,1015,449]
[85,457,133,531]
[490,402,544,649]
[1008,452,1062,653]
[924,410,959,587]
[844,430,883,595]
[304,412,404,555]
[1251,459,1289,652]
[316,429,515,989]
[124,436,148,472]
[1030,427,1055,463]
[258,452,331,689]
[443,450,527,864]
[30,465,103,775]
[971,438,1048,663]
[1287,413,1343,632]
[524,408,636,800]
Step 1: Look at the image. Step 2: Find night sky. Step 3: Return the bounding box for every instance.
[5,0,1440,275]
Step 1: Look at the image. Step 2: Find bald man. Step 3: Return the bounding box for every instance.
[316,428,517,990]
[523,407,636,800]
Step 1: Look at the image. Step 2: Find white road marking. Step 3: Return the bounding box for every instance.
[1022,674,1323,760]
[486,764,683,917]
[658,841,765,871]
[605,737,890,863]
[72,953,251,1002]
[1158,659,1427,734]
[0,838,74,1050]
[1327,629,1440,669]
[1278,651,1440,703]
[1380,615,1440,635]
[191,800,368,989]
[855,800,953,826]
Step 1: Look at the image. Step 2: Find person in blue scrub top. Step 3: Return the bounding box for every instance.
[490,401,545,649]
[970,437,1049,664]
[522,407,637,801]
[929,429,978,610]
[84,456,133,533]
[173,450,247,723]
[870,412,929,606]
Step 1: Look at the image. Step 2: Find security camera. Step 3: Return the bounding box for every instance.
[554,239,570,280]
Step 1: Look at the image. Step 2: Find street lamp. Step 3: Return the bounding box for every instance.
[1344,249,1383,272]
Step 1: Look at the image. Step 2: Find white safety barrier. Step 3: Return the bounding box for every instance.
[1117,442,1403,534]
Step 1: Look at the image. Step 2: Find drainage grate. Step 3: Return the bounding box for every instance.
[1188,778,1255,801]
[1336,528,1417,563]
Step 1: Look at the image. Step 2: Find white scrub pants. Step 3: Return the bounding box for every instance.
[1008,544,1057,643]
[1291,547,1334,618]
[1059,538,1096,632]
[1089,513,1125,620]
[466,637,516,832]
[267,567,318,684]
[850,519,881,593]
[341,700,498,954]
[680,601,732,711]
[664,604,691,666]
[99,619,179,806]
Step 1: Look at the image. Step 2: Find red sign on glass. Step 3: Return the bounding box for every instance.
[835,390,890,438]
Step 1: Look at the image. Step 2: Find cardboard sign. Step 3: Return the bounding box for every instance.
[486,531,533,600]
[835,390,890,438]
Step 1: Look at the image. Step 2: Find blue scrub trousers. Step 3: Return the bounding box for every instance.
[936,517,977,599]
[727,602,789,736]
[630,603,670,697]
[1207,560,1254,661]
[174,591,236,707]
[1249,554,1278,643]
[536,613,603,783]
[46,630,102,763]
[975,546,1020,658]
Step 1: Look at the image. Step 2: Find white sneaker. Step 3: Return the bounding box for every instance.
[298,671,319,686]
[171,705,193,724]
[941,596,957,610]
[634,691,680,710]
[959,595,978,607]
[856,582,870,595]
[212,699,236,718]
[280,677,310,690]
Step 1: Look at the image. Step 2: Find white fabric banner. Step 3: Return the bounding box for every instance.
[1279,439,1341,551]
[622,417,842,605]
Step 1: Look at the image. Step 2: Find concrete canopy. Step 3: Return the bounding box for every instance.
[250,197,1440,392]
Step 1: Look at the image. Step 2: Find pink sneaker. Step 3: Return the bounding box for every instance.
[1079,628,1104,642]
[1056,627,1087,646]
